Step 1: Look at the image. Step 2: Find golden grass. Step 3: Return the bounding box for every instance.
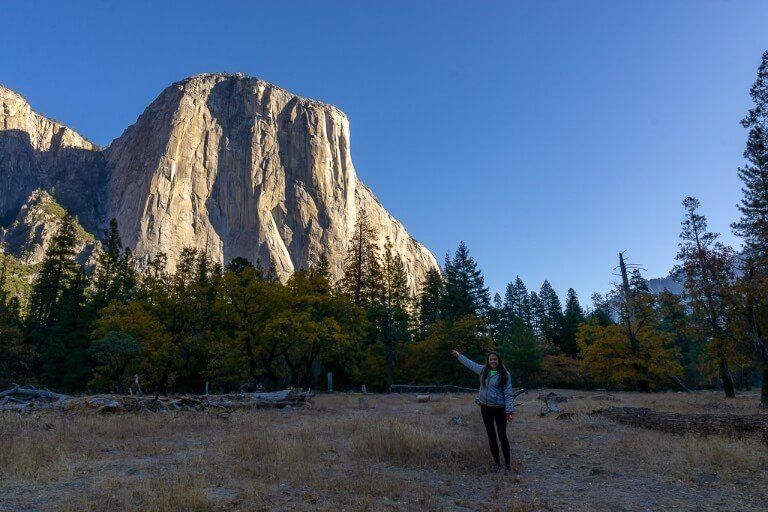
[349,416,487,470]
[602,429,768,481]
[223,419,329,481]
[0,414,75,482]
[1,389,766,511]
[53,471,212,512]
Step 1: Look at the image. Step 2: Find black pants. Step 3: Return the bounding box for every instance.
[480,405,510,467]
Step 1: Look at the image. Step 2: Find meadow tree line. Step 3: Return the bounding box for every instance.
[1,53,768,405]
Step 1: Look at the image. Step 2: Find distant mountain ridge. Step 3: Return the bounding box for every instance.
[646,274,684,295]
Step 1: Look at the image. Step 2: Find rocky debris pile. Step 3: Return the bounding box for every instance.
[0,385,311,413]
[538,391,568,415]
[591,407,768,443]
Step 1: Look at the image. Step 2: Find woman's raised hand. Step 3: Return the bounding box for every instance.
[451,350,460,358]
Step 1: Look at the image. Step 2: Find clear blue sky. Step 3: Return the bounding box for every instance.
[2,1,766,304]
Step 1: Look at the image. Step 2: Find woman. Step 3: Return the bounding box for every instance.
[452,349,514,471]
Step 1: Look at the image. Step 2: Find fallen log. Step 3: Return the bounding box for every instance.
[0,387,312,414]
[669,375,692,393]
[592,407,768,443]
[0,384,68,401]
[390,384,477,393]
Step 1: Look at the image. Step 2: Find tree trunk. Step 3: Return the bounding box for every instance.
[761,365,768,408]
[384,321,394,393]
[244,338,259,384]
[720,357,736,398]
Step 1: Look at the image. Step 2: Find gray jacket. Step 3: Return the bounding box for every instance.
[457,354,515,413]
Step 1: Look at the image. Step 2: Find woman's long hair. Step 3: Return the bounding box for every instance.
[480,351,509,388]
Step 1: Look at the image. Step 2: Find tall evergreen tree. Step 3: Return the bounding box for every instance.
[93,218,123,309]
[0,259,33,386]
[45,266,91,390]
[488,292,504,339]
[27,210,81,333]
[115,247,138,302]
[25,211,89,388]
[676,196,737,398]
[378,237,411,390]
[514,277,532,328]
[730,51,768,406]
[503,277,531,325]
[657,290,702,388]
[538,280,563,346]
[341,209,382,308]
[441,242,490,320]
[559,288,585,356]
[226,257,255,275]
[586,292,613,327]
[629,269,651,296]
[502,281,517,324]
[529,291,544,336]
[499,317,541,386]
[314,253,331,280]
[416,268,444,337]
[733,50,768,268]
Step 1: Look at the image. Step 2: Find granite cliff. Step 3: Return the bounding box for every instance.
[0,75,438,290]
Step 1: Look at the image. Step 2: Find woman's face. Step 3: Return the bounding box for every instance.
[488,354,499,369]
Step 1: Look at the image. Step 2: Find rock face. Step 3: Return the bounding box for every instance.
[0,189,98,267]
[0,85,105,229]
[0,75,438,291]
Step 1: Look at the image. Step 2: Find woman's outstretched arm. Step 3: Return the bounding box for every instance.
[451,350,483,375]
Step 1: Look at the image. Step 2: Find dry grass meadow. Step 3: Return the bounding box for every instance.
[1,390,767,511]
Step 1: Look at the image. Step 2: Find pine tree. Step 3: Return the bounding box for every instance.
[731,51,768,407]
[488,292,504,339]
[45,265,91,390]
[264,262,279,283]
[378,237,411,390]
[27,210,81,333]
[93,218,123,309]
[226,257,255,275]
[733,50,768,268]
[629,269,651,296]
[676,196,737,398]
[502,281,518,324]
[0,259,33,386]
[586,292,613,327]
[514,277,532,328]
[498,317,541,387]
[503,277,530,325]
[441,242,490,320]
[416,268,444,337]
[657,290,702,388]
[538,280,563,346]
[25,210,90,389]
[529,291,544,336]
[341,209,383,308]
[115,247,138,302]
[559,288,585,356]
[314,253,331,280]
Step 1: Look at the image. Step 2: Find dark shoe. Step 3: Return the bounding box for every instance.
[491,463,502,473]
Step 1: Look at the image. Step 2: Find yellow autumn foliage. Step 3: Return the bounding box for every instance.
[577,320,683,390]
